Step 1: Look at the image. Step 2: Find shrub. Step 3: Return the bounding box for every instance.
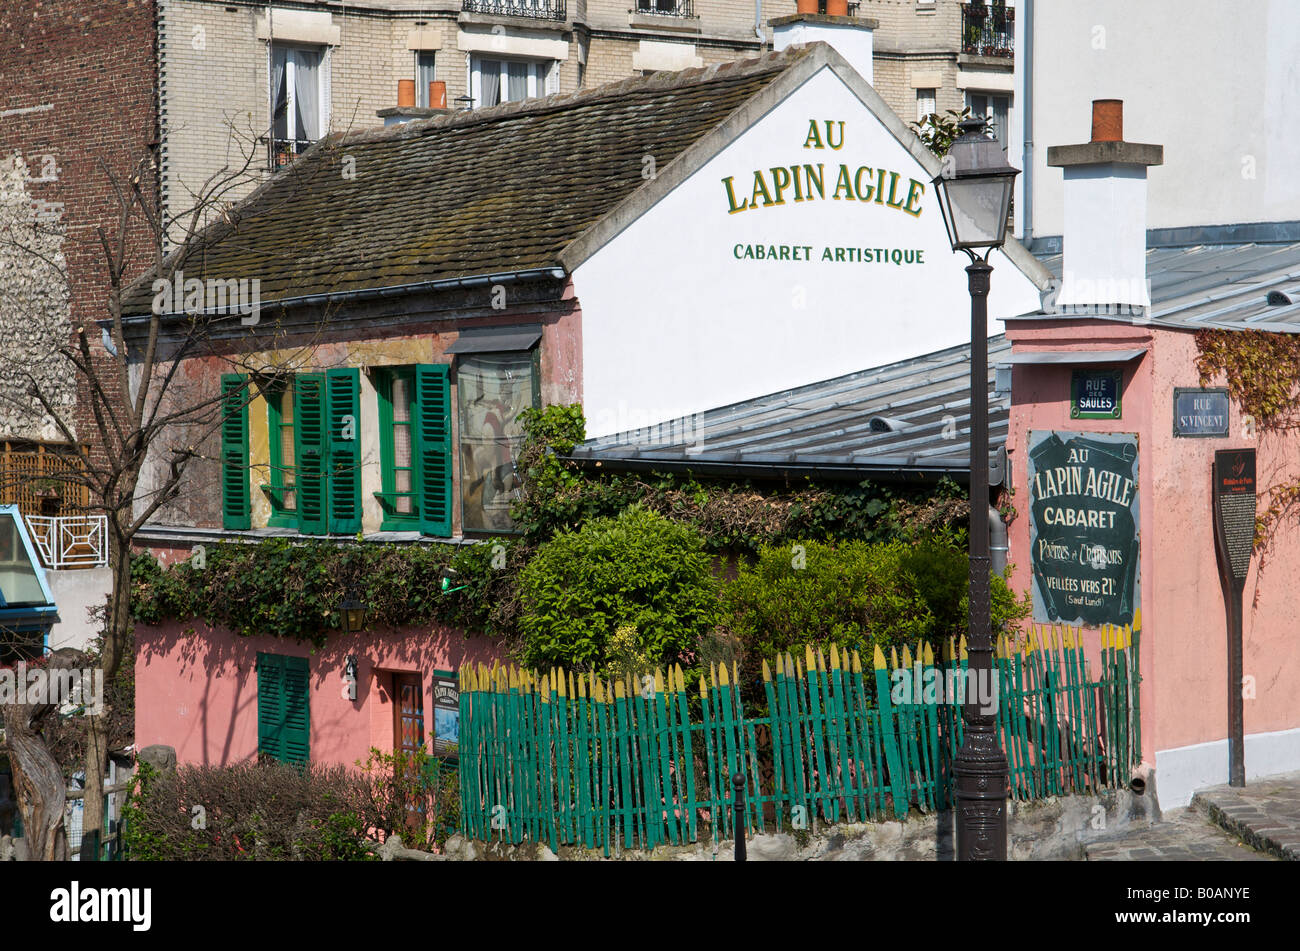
[121,752,461,860]
[719,536,1030,696]
[517,505,720,671]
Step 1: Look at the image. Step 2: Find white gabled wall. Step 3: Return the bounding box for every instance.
[574,66,1042,439]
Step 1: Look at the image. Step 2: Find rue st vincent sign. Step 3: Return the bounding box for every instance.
[1028,431,1140,626]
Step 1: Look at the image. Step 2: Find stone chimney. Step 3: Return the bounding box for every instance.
[771,13,877,85]
[1047,100,1163,314]
[378,81,452,127]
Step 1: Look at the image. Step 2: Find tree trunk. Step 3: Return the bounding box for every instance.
[2,706,68,862]
[80,530,131,860]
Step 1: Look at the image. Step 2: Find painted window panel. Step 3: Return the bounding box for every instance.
[457,352,535,533]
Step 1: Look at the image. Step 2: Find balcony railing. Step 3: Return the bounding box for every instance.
[25,515,109,569]
[962,2,1015,58]
[271,137,313,171]
[461,0,567,21]
[635,0,694,15]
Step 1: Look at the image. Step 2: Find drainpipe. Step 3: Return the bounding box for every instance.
[1020,0,1034,243]
[755,0,764,41]
[989,505,1008,576]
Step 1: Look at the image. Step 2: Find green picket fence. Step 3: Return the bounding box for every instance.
[458,616,1142,854]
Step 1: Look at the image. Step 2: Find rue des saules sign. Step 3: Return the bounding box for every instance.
[721,119,928,267]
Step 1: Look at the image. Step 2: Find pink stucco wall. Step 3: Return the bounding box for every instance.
[134,619,503,767]
[1004,318,1300,768]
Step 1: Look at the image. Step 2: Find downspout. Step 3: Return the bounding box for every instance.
[989,505,1008,576]
[755,0,764,41]
[1020,0,1034,244]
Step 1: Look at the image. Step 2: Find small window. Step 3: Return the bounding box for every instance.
[415,51,437,107]
[916,88,936,122]
[270,43,327,167]
[470,56,553,108]
[457,351,538,533]
[966,91,1011,157]
[265,378,296,525]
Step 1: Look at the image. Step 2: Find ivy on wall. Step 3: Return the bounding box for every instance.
[1195,328,1300,561]
[130,405,976,649]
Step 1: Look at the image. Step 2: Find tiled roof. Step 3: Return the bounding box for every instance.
[122,47,813,314]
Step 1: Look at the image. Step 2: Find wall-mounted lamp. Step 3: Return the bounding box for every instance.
[341,587,368,633]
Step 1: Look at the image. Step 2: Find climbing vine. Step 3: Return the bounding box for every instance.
[1195,328,1300,560]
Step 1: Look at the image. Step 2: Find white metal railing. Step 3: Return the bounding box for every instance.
[24,515,109,569]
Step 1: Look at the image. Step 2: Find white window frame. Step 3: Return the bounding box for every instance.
[468,55,557,109]
[269,42,329,147]
[415,50,437,108]
[965,90,1011,155]
[916,88,936,122]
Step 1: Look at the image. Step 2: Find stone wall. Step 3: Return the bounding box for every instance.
[409,780,1162,861]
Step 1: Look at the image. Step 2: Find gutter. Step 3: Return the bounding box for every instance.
[117,266,568,324]
[1021,0,1034,243]
[561,453,980,486]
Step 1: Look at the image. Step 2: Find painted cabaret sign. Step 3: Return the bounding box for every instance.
[720,119,928,266]
[1028,431,1140,626]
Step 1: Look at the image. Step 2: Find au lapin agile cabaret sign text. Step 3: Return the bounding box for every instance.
[721,120,929,266]
[1028,431,1140,626]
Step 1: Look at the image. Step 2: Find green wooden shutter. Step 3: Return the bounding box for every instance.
[415,363,452,537]
[257,652,310,765]
[293,373,327,535]
[326,367,361,534]
[220,374,251,530]
[281,655,311,764]
[256,652,285,761]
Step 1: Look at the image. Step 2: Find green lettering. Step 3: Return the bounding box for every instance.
[875,168,886,204]
[903,178,925,217]
[751,170,774,207]
[803,163,825,199]
[832,165,855,201]
[722,176,749,214]
[770,166,792,205]
[803,120,824,149]
[886,171,905,209]
[854,166,875,202]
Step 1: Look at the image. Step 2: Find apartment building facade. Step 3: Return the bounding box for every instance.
[158,0,1013,234]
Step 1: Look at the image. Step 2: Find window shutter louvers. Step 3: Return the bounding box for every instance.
[415,364,453,537]
[220,375,251,530]
[294,373,327,535]
[256,652,286,761]
[326,367,362,534]
[257,652,310,765]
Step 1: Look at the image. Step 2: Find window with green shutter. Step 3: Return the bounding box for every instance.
[220,374,251,530]
[293,373,327,535]
[416,364,453,537]
[256,652,310,765]
[326,367,361,534]
[375,367,419,530]
[264,377,297,527]
[374,365,453,537]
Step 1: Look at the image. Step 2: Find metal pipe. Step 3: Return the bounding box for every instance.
[1021,0,1034,243]
[755,0,764,40]
[989,503,1008,575]
[119,266,568,322]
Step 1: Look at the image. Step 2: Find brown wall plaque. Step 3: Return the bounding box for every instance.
[1213,449,1256,582]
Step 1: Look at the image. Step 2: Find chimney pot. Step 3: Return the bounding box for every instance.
[1091,99,1123,143]
[429,81,447,110]
[397,80,416,108]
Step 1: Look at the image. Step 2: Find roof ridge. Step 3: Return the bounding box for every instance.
[335,44,814,147]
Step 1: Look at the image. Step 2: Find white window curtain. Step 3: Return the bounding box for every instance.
[472,56,555,108]
[270,44,324,145]
[917,88,936,122]
[292,49,320,141]
[416,51,437,107]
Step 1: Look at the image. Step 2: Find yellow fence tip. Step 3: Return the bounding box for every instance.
[698,676,707,698]
[873,645,887,670]
[775,653,785,677]
[804,645,816,672]
[890,646,899,669]
[852,649,862,674]
[830,643,841,670]
[762,658,772,683]
[901,644,913,668]
[924,642,935,666]
[709,662,718,689]
[614,680,626,700]
[655,668,665,695]
[1133,607,1142,633]
[719,662,730,687]
[959,637,968,661]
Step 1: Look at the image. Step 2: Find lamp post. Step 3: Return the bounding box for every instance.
[931,117,1018,861]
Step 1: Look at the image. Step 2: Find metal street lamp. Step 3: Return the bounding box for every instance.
[931,116,1018,862]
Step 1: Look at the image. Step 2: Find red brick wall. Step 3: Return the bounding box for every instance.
[0,0,158,468]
